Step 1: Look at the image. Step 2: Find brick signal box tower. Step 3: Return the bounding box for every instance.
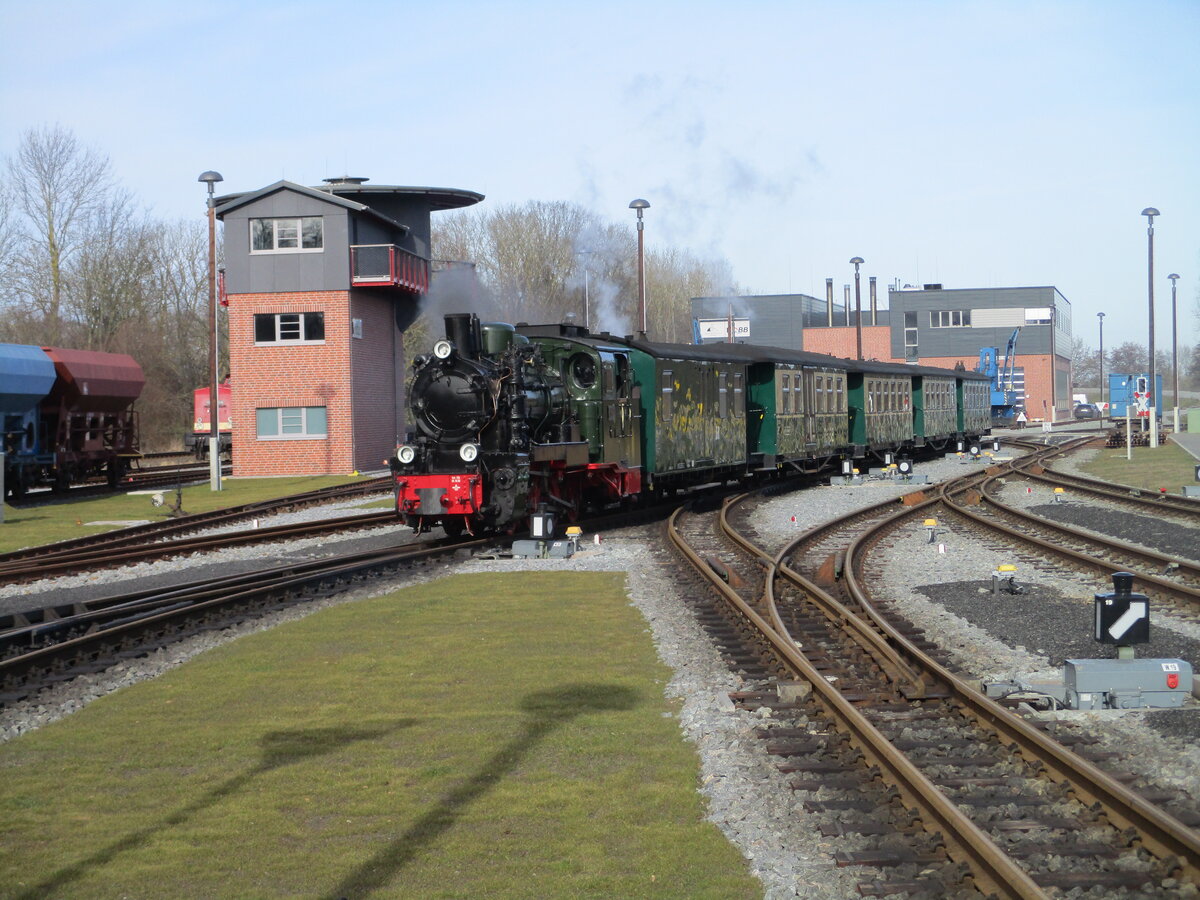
[216,177,483,477]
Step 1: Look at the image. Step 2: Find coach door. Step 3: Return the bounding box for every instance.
[802,368,818,451]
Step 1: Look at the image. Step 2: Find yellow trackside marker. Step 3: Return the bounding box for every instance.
[565,526,583,537]
[924,519,937,527]
[997,564,1017,574]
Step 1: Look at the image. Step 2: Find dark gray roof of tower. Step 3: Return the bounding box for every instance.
[315,176,484,211]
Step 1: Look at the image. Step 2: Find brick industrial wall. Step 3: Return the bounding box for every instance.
[913,353,1070,422]
[801,325,891,361]
[227,290,355,476]
[349,293,404,471]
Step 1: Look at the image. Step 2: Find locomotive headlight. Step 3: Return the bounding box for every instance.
[396,444,416,465]
[433,339,454,360]
[459,443,479,462]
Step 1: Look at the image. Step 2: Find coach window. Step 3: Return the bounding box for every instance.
[733,372,744,417]
[836,376,845,412]
[781,374,790,414]
[718,371,729,418]
[251,217,323,253]
[255,312,325,344]
[255,406,327,440]
[661,369,673,422]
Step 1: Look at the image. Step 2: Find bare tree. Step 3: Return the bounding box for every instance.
[66,193,157,351]
[428,199,739,344]
[1185,343,1200,389]
[1108,341,1147,375]
[1068,335,1099,388]
[4,124,114,345]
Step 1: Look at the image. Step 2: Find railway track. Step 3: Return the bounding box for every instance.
[932,440,1200,611]
[0,511,399,585]
[0,478,393,581]
[0,536,486,706]
[666,443,1200,897]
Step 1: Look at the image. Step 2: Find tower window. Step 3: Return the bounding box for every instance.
[254,312,325,344]
[251,217,324,253]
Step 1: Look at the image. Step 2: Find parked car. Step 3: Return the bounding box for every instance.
[1073,402,1100,420]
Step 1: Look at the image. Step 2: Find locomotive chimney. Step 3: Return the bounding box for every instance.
[444,313,482,360]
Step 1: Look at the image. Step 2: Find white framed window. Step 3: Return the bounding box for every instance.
[254,312,325,344]
[1025,307,1052,324]
[255,406,328,440]
[929,309,971,328]
[250,217,324,253]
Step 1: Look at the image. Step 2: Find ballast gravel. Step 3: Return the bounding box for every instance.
[2,443,1198,899]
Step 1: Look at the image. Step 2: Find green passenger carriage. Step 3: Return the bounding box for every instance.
[392,315,994,536]
[912,374,959,445]
[847,367,914,451]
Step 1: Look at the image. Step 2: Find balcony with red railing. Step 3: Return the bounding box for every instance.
[350,244,430,294]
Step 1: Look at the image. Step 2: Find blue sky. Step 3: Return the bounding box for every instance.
[2,0,1197,350]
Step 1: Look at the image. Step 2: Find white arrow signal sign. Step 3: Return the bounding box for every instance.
[1108,600,1148,641]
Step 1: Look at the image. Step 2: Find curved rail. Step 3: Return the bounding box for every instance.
[669,441,1200,894]
[670,503,1046,899]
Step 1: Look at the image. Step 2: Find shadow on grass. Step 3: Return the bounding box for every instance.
[324,682,640,900]
[17,719,415,899]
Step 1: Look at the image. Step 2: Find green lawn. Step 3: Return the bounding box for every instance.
[0,475,382,554]
[0,572,759,899]
[1078,439,1200,494]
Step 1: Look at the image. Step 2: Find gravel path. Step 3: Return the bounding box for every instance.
[2,446,1197,899]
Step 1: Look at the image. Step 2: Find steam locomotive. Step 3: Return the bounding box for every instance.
[388,313,992,536]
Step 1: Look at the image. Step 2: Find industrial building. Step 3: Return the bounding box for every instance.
[691,283,1073,422]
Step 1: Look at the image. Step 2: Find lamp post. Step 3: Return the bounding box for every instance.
[1141,207,1159,446]
[199,170,224,490]
[1097,311,1105,417]
[629,199,649,337]
[850,257,864,360]
[1169,272,1180,430]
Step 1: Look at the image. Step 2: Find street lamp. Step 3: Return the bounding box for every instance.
[199,170,224,490]
[1169,272,1180,430]
[850,257,864,360]
[1097,312,1105,416]
[629,199,649,337]
[1141,207,1159,445]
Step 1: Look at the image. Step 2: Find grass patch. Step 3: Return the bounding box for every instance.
[1079,440,1200,494]
[0,572,758,899]
[0,475,381,554]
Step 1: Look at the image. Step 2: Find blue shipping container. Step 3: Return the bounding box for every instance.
[1108,373,1163,419]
